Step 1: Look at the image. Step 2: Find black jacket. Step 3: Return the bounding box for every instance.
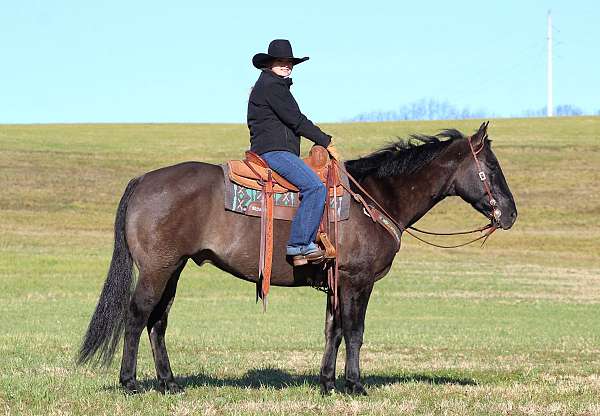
[247,69,331,155]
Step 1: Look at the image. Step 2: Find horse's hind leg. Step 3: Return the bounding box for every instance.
[319,295,343,395]
[147,261,186,394]
[119,263,180,393]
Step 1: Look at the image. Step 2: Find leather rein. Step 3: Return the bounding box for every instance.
[332,134,501,250]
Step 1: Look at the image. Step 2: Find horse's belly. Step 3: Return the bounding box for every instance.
[210,246,327,288]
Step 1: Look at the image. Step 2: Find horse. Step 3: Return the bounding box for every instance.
[78,122,517,395]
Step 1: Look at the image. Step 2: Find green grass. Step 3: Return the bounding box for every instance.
[1,117,600,415]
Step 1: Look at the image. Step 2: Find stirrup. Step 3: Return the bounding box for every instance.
[292,251,325,266]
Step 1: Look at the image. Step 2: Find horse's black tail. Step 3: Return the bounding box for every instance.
[77,177,141,366]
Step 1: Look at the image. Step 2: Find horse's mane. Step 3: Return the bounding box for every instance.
[344,129,466,180]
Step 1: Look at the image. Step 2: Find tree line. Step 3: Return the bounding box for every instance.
[349,99,599,121]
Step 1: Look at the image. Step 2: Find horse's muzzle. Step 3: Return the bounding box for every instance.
[497,209,517,230]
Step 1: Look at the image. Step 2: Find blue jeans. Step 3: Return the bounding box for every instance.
[261,151,327,252]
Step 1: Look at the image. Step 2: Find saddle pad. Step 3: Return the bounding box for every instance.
[221,164,350,221]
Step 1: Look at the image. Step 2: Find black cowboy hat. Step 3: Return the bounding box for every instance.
[252,39,309,69]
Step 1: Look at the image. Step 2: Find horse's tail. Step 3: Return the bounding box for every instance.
[77,177,141,366]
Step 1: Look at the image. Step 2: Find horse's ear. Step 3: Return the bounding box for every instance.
[472,121,489,146]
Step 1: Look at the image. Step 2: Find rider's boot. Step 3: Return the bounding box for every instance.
[287,243,325,266]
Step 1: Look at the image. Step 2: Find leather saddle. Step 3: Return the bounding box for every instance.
[227,146,344,195]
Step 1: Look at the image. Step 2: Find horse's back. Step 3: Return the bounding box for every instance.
[140,160,222,186]
[129,161,224,219]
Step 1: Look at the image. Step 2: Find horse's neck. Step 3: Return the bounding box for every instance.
[362,158,456,229]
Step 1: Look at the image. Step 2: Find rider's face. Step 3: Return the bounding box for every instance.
[270,59,293,77]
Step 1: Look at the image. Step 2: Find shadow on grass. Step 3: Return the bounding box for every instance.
[128,368,477,392]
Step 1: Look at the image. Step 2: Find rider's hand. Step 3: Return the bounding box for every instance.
[327,138,341,161]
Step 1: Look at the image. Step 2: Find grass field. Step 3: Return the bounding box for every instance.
[1,117,599,415]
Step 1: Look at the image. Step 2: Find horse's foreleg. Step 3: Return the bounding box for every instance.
[147,261,186,394]
[119,268,174,394]
[319,295,343,395]
[341,281,374,396]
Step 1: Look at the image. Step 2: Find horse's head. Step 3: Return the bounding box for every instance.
[453,122,517,230]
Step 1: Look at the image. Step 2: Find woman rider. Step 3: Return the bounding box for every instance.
[247,39,340,265]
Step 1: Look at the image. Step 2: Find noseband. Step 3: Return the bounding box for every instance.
[466,135,502,223]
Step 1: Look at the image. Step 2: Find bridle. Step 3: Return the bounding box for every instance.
[466,134,502,224]
[333,133,502,250]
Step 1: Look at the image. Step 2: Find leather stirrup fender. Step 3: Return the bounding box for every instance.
[257,168,274,311]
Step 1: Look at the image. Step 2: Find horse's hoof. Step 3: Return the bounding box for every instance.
[344,382,368,396]
[320,382,336,396]
[121,379,141,395]
[157,379,184,395]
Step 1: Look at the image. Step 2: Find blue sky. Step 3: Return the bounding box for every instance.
[1,0,598,123]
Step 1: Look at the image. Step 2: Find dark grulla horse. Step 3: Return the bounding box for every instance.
[78,122,517,395]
